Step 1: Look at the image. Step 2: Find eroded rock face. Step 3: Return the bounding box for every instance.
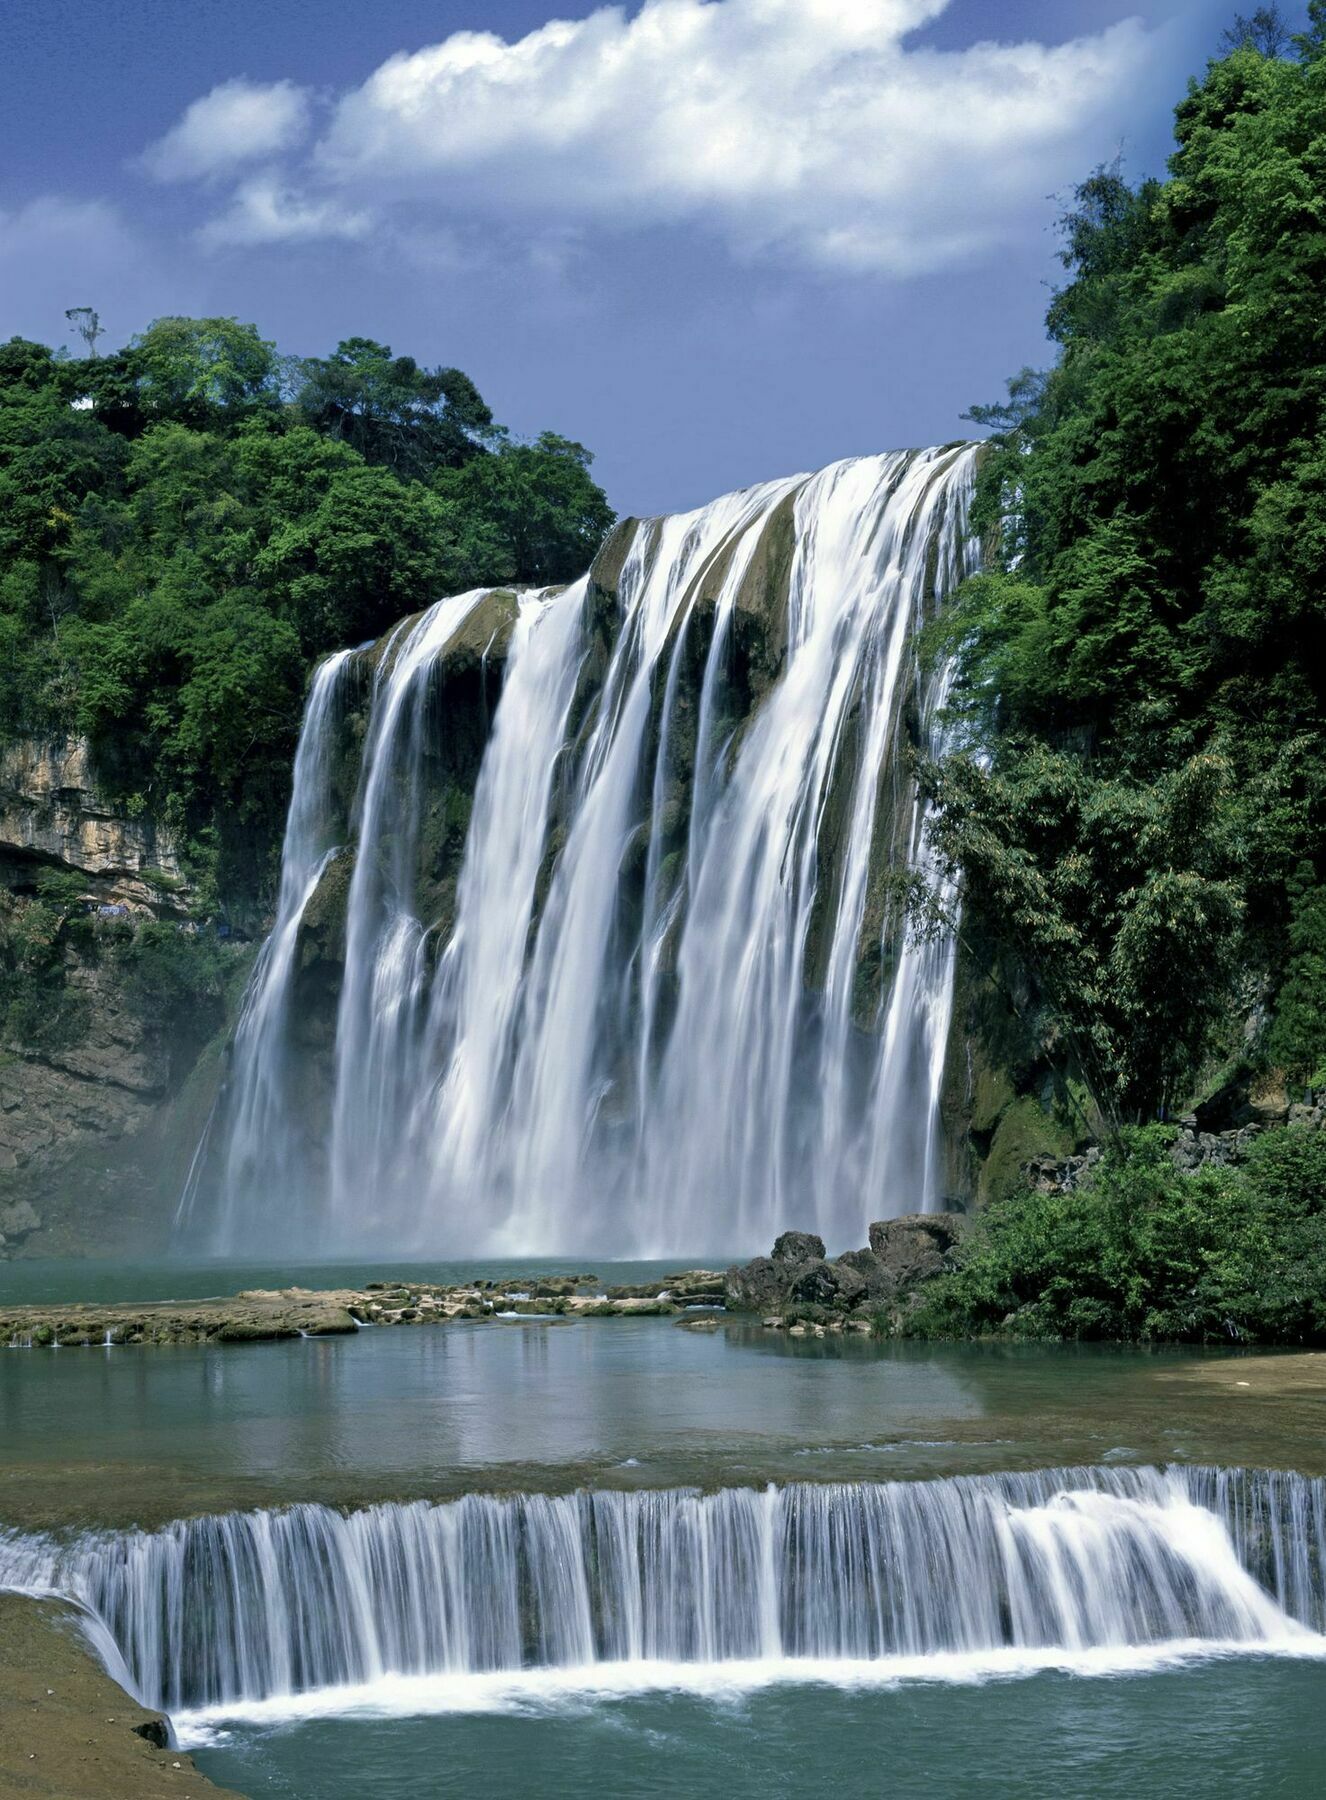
[724,1255,786,1313]
[868,1214,967,1287]
[0,739,236,1255]
[785,1257,867,1307]
[0,737,187,909]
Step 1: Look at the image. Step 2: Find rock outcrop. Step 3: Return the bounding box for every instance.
[0,1594,241,1799]
[725,1215,968,1332]
[0,1270,727,1346]
[1025,1101,1326,1197]
[0,737,188,910]
[0,739,243,1256]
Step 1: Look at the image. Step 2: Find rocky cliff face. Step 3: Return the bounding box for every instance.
[0,738,188,910]
[0,739,244,1259]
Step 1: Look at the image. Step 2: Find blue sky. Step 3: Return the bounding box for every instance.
[0,0,1263,513]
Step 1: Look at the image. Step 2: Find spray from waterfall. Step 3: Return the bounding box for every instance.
[193,447,978,1255]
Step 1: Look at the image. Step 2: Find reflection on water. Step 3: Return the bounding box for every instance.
[3,1318,1325,1530]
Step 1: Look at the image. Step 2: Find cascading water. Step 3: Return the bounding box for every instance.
[178,649,354,1244]
[4,1468,1324,1720]
[193,447,979,1256]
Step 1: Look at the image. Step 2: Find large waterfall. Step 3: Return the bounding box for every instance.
[187,446,978,1255]
[4,1469,1324,1722]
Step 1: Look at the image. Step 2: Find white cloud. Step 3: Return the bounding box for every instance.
[142,78,312,183]
[0,195,130,260]
[148,0,1159,274]
[199,175,369,248]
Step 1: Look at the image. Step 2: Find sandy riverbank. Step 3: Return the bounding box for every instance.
[0,1595,241,1800]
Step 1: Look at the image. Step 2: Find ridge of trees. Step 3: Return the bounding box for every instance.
[0,318,615,901]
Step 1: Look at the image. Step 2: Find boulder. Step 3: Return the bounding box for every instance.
[834,1246,898,1302]
[772,1229,826,1264]
[786,1258,867,1308]
[726,1222,961,1317]
[867,1214,967,1287]
[724,1255,788,1313]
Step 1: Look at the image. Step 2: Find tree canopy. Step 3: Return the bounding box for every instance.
[0,317,614,900]
[928,18,1326,1122]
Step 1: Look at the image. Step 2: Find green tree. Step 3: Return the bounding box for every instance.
[293,337,492,478]
[0,315,614,907]
[433,432,616,584]
[126,317,280,429]
[930,28,1326,1119]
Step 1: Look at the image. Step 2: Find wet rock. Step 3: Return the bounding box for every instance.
[0,1593,243,1797]
[724,1255,787,1313]
[786,1258,867,1308]
[834,1246,897,1302]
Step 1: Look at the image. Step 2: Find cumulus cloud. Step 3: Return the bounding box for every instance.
[143,78,312,183]
[151,0,1159,273]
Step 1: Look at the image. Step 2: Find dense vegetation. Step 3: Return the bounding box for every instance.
[0,319,614,902]
[913,1126,1326,1343]
[929,14,1326,1127]
[916,13,1326,1341]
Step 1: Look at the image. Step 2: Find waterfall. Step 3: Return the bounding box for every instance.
[328,590,511,1215]
[4,1469,1324,1719]
[177,649,354,1243]
[195,446,979,1256]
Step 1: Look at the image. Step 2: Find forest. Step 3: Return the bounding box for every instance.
[917,12,1326,1338]
[0,320,613,904]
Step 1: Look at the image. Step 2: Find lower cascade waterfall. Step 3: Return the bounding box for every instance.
[185,446,978,1256]
[4,1468,1325,1717]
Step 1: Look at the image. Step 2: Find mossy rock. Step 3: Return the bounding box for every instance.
[971,1063,1016,1135]
[978,1095,1075,1207]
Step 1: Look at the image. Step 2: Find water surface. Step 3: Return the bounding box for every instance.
[3,1313,1323,1529]
[192,1659,1324,1799]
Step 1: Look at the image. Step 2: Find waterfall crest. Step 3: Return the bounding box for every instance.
[193,447,979,1255]
[4,1468,1323,1716]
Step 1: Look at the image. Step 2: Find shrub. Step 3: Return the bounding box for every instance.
[912,1125,1326,1343]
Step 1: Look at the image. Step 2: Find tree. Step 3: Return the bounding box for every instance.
[1221,6,1291,57]
[292,338,493,478]
[1265,874,1326,1089]
[127,317,280,429]
[935,33,1326,1119]
[0,314,615,903]
[433,433,616,584]
[64,307,104,358]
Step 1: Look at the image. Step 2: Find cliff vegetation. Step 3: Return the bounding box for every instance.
[921,11,1326,1335]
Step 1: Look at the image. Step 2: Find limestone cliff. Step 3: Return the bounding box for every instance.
[0,738,247,1258]
[0,738,188,910]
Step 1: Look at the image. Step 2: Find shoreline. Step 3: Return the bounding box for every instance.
[0,1272,726,1348]
[0,1595,239,1800]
